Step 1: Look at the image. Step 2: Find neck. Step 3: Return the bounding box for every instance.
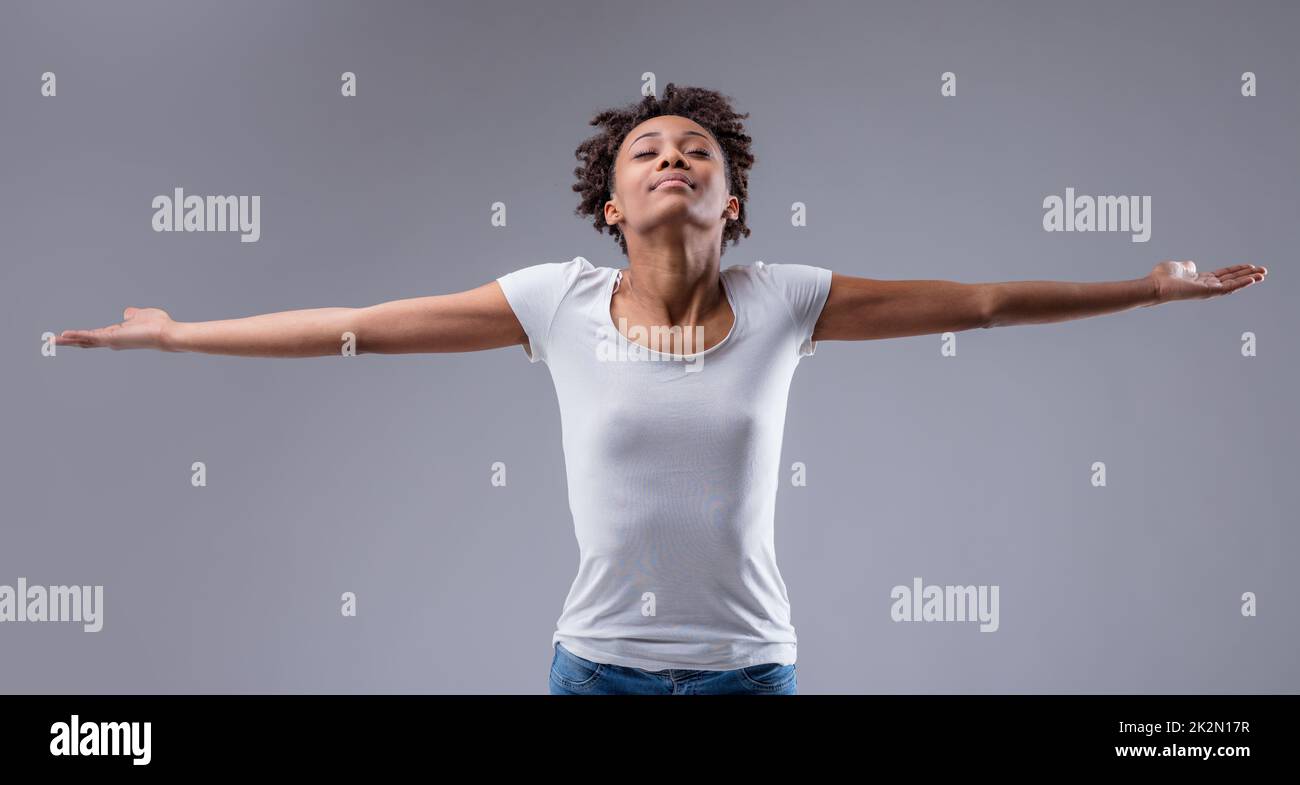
[620,237,725,324]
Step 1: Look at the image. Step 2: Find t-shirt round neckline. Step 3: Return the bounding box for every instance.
[604,266,740,360]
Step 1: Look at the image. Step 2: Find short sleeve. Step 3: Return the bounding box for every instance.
[496,258,584,364]
[756,261,834,358]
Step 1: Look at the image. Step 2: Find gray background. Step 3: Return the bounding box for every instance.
[1,0,1295,693]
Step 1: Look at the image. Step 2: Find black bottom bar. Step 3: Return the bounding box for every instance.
[1,694,1288,772]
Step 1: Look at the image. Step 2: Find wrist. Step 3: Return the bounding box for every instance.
[1144,275,1164,306]
[161,321,185,352]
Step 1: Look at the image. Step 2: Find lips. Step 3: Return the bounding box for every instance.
[652,174,693,190]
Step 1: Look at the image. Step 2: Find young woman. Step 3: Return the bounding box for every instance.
[56,84,1268,695]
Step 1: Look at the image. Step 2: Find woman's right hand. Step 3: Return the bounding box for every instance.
[57,307,177,351]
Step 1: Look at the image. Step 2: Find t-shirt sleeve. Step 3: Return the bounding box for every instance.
[757,261,834,358]
[495,259,584,364]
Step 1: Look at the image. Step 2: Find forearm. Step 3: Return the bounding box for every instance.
[986,277,1161,328]
[164,307,360,357]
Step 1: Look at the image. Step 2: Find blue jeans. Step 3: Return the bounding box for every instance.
[549,642,797,695]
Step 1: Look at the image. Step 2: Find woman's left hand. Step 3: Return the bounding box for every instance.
[1148,260,1268,303]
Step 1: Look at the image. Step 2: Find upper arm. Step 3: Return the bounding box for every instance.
[812,272,993,342]
[351,259,583,358]
[350,280,528,355]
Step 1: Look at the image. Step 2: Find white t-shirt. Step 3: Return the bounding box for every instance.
[497,256,833,671]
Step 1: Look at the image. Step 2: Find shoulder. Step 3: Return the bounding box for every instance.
[726,260,834,358]
[724,260,833,307]
[495,256,608,364]
[498,255,596,286]
[496,256,606,303]
[736,259,830,283]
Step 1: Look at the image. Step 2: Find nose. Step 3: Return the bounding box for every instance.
[655,145,689,169]
[658,156,687,171]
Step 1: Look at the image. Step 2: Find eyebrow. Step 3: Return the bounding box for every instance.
[628,130,713,148]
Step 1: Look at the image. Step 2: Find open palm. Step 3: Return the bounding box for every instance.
[1150,260,1268,303]
[57,307,175,350]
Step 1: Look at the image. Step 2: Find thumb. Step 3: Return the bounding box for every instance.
[123,306,138,320]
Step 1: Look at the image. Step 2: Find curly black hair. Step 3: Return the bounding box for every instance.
[572,83,755,257]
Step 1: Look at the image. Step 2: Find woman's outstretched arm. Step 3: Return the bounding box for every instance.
[55,281,529,357]
[812,260,1268,342]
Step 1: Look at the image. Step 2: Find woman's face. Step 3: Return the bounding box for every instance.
[605,114,738,244]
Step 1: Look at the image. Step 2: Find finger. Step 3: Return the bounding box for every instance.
[1217,268,1258,283]
[1210,264,1252,278]
[63,329,103,346]
[124,307,138,320]
[1230,270,1268,285]
[1222,266,1268,284]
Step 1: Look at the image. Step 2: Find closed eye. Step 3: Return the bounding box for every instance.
[633,149,711,158]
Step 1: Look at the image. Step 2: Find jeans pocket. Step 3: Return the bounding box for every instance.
[737,662,797,692]
[550,643,606,690]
